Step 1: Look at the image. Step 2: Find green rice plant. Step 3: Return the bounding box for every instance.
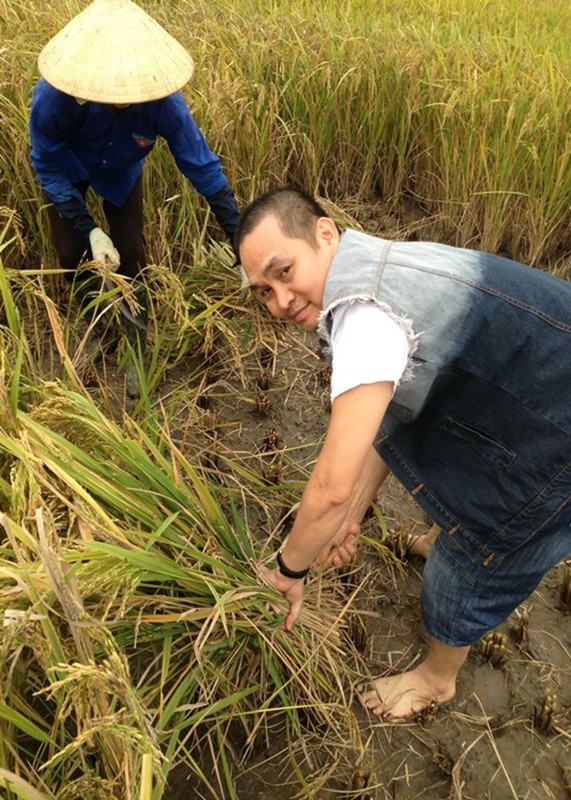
[0,210,51,419]
[0,383,364,798]
[0,222,246,429]
[0,0,52,261]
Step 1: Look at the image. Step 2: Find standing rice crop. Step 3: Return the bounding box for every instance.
[1,0,569,267]
[0,380,363,798]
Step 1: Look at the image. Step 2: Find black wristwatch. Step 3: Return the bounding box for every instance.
[276,549,310,580]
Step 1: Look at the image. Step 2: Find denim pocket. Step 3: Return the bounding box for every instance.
[441,417,516,468]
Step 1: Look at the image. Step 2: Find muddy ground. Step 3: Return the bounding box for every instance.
[160,320,571,800]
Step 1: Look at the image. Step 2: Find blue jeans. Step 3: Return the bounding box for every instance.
[421,501,571,647]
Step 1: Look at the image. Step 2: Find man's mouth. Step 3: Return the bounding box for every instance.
[290,303,310,323]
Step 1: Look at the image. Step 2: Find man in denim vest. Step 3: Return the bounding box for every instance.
[235,186,571,719]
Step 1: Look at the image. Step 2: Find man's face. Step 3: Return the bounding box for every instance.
[240,213,339,332]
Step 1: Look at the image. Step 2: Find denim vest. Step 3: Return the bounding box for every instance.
[318,230,571,563]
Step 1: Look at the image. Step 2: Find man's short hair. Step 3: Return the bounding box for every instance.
[235,186,330,259]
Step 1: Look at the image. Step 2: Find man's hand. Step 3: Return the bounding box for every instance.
[315,519,360,568]
[257,564,305,630]
[89,227,120,267]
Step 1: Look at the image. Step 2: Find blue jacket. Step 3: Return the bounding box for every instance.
[29,79,238,241]
[318,230,571,561]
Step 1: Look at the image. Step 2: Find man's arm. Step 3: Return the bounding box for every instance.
[160,93,239,244]
[316,446,390,568]
[29,80,97,236]
[259,380,393,627]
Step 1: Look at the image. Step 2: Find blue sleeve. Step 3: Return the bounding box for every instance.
[157,93,229,198]
[207,185,240,248]
[29,80,96,234]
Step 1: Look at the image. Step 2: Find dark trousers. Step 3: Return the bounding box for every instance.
[45,176,146,280]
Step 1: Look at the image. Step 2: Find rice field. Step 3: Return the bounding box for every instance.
[0,0,570,798]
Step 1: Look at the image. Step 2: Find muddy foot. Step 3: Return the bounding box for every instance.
[390,522,441,560]
[358,666,455,720]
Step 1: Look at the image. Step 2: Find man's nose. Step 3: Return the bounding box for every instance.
[273,284,293,312]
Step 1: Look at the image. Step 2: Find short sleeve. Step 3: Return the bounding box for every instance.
[330,302,410,401]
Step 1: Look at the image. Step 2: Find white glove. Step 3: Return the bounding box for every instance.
[89,227,120,267]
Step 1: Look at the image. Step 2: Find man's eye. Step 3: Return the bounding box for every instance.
[280,266,291,279]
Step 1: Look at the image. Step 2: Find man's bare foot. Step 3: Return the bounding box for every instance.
[358,665,456,719]
[405,522,441,559]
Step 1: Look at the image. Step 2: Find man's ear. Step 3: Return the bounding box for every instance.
[239,265,250,291]
[315,216,340,246]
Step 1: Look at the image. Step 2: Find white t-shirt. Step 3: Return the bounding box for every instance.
[330,301,410,402]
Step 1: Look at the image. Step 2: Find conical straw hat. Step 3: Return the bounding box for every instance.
[38,0,194,104]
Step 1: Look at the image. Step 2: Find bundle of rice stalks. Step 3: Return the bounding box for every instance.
[0,383,363,799]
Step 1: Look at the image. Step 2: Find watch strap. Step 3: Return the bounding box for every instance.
[276,549,310,579]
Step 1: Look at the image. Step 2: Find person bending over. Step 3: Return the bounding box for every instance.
[235,186,571,719]
[29,0,239,395]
